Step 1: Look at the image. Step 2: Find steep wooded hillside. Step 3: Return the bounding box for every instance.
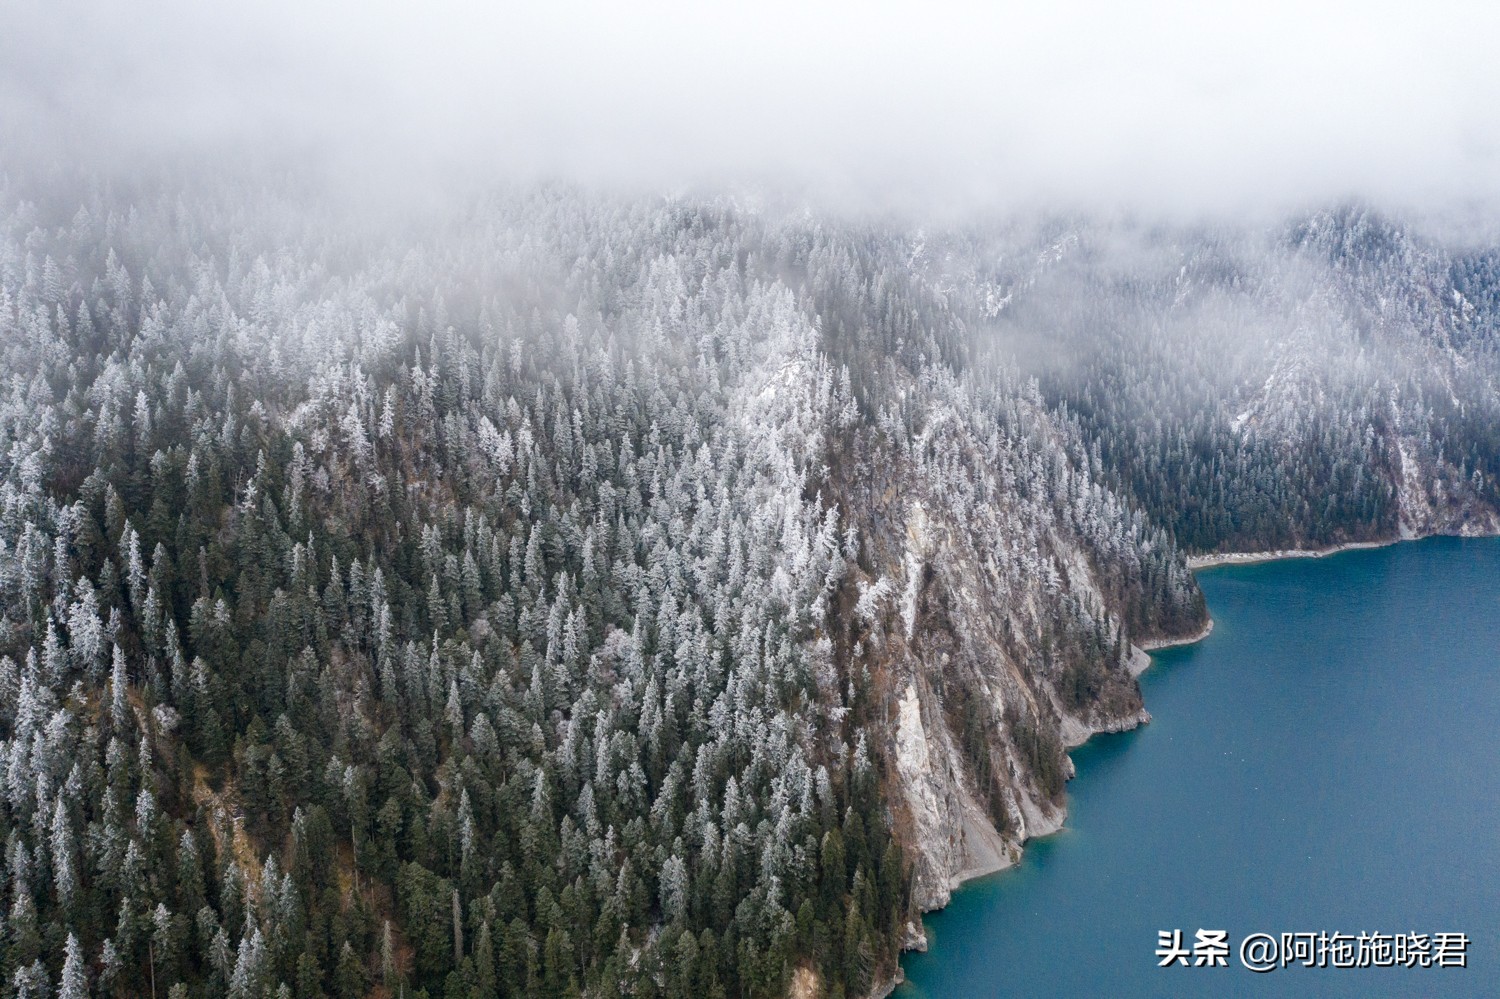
[0,181,1494,999]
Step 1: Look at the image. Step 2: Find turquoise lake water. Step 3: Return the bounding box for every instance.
[896,536,1500,997]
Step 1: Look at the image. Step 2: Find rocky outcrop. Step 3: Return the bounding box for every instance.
[843,390,1191,917]
[1392,430,1500,539]
[894,680,1023,908]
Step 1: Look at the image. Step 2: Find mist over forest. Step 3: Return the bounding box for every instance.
[2,3,1499,998]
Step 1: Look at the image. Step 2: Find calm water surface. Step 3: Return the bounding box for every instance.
[896,536,1500,997]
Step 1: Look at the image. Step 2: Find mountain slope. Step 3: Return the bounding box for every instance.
[0,182,1495,999]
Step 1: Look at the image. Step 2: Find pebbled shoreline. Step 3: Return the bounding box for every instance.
[1185,539,1396,569]
[1136,618,1215,655]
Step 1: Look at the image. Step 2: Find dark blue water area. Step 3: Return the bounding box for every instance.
[896,536,1500,998]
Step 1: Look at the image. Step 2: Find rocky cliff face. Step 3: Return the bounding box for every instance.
[835,375,1193,913]
[876,508,1154,913]
[1389,422,1500,539]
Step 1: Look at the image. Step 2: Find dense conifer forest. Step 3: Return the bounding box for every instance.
[0,177,1496,998]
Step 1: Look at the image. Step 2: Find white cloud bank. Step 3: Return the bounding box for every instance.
[4,0,1498,216]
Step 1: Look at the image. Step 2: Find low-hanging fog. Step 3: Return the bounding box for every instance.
[6,0,1500,220]
[6,6,1500,999]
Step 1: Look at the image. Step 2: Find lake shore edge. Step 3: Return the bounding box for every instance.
[887,529,1493,998]
[882,528,1470,996]
[894,534,1500,990]
[1137,617,1214,654]
[1185,537,1399,570]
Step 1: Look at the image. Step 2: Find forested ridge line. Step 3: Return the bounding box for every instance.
[0,181,1495,998]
